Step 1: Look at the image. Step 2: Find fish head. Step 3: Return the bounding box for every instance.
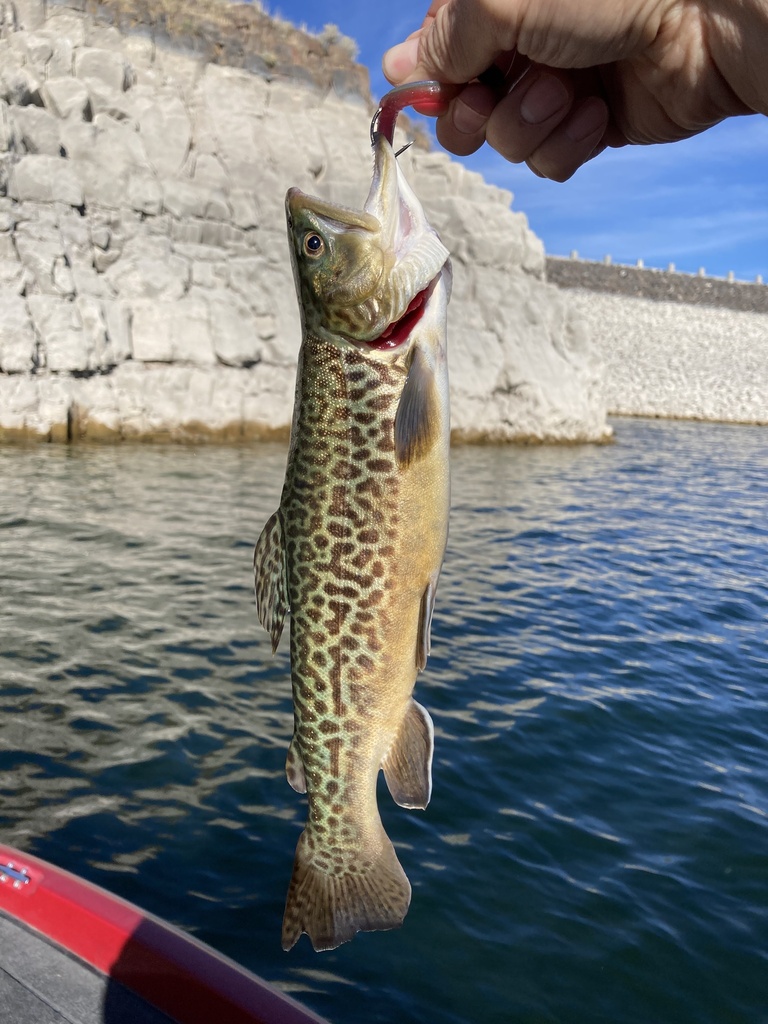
[285,188,387,342]
[285,132,450,357]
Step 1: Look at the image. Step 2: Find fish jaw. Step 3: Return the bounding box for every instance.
[358,131,449,347]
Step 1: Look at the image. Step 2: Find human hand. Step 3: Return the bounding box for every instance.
[383,0,767,181]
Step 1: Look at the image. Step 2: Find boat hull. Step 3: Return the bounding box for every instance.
[0,843,327,1024]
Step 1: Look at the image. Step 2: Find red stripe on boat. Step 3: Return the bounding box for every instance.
[0,843,327,1024]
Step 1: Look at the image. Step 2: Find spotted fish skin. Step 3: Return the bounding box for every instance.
[254,131,451,952]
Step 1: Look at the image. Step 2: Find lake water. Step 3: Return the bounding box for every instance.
[1,419,766,1024]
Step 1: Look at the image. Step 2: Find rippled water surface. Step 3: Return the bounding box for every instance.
[1,419,767,1024]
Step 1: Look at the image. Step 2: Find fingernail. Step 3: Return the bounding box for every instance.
[452,97,487,135]
[382,36,420,83]
[566,98,607,142]
[527,160,546,179]
[519,74,569,125]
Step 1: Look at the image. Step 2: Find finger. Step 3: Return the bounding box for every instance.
[383,29,425,86]
[384,0,516,85]
[484,67,574,164]
[526,97,609,181]
[434,81,498,156]
[382,0,447,84]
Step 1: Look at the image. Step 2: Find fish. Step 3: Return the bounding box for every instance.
[253,83,452,952]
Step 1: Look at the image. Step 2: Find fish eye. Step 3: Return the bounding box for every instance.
[303,232,325,257]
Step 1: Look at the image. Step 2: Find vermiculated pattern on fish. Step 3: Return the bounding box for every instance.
[254,84,452,952]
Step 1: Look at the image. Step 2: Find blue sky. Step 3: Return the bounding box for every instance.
[266,0,768,281]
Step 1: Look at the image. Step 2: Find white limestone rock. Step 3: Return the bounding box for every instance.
[9,0,45,31]
[69,252,107,297]
[105,245,189,301]
[130,297,215,365]
[14,232,63,294]
[26,294,74,369]
[40,77,90,120]
[83,22,125,53]
[15,30,52,74]
[162,178,230,221]
[53,255,75,296]
[230,189,261,230]
[0,66,41,106]
[7,154,83,206]
[65,114,151,208]
[42,8,86,47]
[0,372,72,439]
[193,65,268,188]
[74,47,132,93]
[134,87,192,178]
[0,257,27,294]
[121,35,154,73]
[83,78,134,121]
[242,361,297,433]
[0,98,15,152]
[127,174,163,216]
[0,295,36,372]
[75,294,108,364]
[190,262,219,289]
[207,291,262,367]
[23,292,110,374]
[193,152,229,190]
[70,363,249,439]
[102,299,132,363]
[48,36,75,78]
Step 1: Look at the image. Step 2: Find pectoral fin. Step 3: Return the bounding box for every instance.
[286,735,307,794]
[382,699,434,810]
[253,509,289,653]
[394,344,441,469]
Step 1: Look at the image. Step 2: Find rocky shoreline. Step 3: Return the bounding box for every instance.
[0,0,610,445]
[546,257,768,426]
[2,1,764,444]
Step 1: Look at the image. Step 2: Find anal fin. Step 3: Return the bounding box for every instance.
[382,699,434,810]
[253,509,288,653]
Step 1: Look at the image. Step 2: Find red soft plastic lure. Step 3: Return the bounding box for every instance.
[370,81,456,147]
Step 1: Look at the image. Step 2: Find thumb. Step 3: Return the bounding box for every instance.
[383,0,515,85]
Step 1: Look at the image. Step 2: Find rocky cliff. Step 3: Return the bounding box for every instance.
[0,0,610,444]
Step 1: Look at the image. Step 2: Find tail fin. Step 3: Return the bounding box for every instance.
[281,829,411,952]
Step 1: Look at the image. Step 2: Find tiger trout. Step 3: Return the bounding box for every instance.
[253,83,452,952]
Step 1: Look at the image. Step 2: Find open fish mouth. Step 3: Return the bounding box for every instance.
[366,276,439,351]
[350,80,453,354]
